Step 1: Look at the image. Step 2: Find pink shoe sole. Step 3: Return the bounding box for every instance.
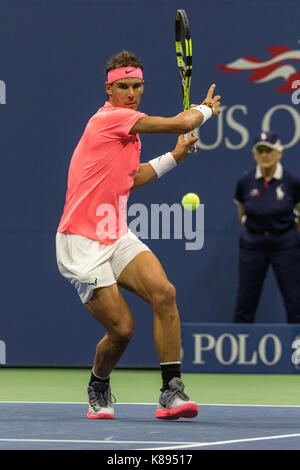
[87,411,114,419]
[155,402,198,420]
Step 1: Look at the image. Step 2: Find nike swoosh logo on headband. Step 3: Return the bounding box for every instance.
[125,70,134,74]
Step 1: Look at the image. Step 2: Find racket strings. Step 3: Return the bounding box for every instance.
[175,9,192,110]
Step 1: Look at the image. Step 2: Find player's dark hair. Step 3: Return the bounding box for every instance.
[105,50,143,74]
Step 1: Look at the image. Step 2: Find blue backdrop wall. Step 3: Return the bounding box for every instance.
[1,0,300,366]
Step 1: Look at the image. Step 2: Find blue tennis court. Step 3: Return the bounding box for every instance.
[1,402,300,450]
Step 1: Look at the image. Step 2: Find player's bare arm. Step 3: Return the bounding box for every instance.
[132,163,157,189]
[130,84,221,135]
[132,134,198,188]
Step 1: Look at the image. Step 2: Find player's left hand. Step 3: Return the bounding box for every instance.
[201,84,221,115]
[171,134,199,163]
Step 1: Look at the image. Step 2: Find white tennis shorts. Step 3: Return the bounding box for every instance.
[56,230,151,304]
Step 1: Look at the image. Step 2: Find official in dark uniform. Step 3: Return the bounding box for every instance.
[233,131,300,323]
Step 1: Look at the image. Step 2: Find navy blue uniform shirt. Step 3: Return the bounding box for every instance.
[234,163,300,233]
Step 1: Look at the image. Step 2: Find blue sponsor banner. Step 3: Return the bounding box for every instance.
[181,323,300,374]
[2,322,300,373]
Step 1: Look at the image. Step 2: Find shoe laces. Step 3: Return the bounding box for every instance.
[162,377,190,406]
[90,382,116,407]
[167,388,190,405]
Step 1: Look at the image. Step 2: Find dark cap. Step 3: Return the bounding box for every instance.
[253,131,283,152]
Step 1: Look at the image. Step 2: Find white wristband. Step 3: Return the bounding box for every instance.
[193,104,213,125]
[149,152,177,178]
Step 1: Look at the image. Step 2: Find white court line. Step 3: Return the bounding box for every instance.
[0,438,198,445]
[0,401,152,405]
[1,401,300,407]
[1,433,300,449]
[138,433,300,451]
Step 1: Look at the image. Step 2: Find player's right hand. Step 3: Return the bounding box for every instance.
[171,134,199,163]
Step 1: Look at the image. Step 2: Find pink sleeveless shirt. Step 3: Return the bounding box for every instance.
[57,101,146,244]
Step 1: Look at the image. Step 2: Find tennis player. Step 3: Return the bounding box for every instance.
[56,50,221,420]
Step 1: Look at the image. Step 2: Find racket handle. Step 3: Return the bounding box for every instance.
[184,131,197,153]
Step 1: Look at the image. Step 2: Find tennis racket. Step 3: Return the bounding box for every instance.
[175,9,196,152]
[175,9,192,110]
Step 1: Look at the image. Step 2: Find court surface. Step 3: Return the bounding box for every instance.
[1,402,300,450]
[1,368,300,451]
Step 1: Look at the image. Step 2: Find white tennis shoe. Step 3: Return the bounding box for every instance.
[87,381,115,419]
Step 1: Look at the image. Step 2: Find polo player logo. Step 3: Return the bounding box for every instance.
[250,188,260,197]
[217,45,300,93]
[276,185,285,200]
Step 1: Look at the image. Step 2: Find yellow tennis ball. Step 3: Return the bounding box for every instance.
[181,193,200,210]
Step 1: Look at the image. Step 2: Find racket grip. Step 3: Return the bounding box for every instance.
[184,131,197,153]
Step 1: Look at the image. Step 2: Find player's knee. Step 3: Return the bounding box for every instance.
[112,321,134,345]
[151,281,177,309]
